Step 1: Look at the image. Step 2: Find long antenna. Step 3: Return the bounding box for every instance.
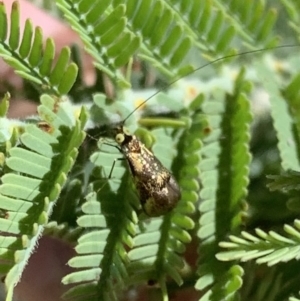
[122,44,300,123]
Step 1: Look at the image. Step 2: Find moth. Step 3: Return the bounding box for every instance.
[111,125,181,217]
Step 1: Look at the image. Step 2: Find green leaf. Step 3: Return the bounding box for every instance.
[18,20,33,58]
[8,1,19,50]
[0,92,10,117]
[57,63,79,95]
[0,2,7,41]
[39,38,55,76]
[28,26,43,66]
[49,47,71,85]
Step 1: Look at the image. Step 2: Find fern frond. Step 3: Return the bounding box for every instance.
[118,0,277,78]
[267,170,300,192]
[111,0,193,77]
[56,0,141,88]
[63,186,138,300]
[55,0,281,89]
[0,95,86,298]
[63,140,138,300]
[213,0,278,48]
[168,0,237,57]
[163,0,236,56]
[254,59,300,171]
[0,1,78,95]
[196,70,252,300]
[110,0,234,78]
[281,0,300,41]
[283,71,300,137]
[217,219,300,267]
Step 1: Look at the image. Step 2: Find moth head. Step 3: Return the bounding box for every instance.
[114,126,131,145]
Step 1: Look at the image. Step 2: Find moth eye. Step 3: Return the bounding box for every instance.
[115,133,124,144]
[123,127,131,135]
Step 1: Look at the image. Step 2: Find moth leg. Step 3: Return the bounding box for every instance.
[94,140,125,194]
[108,157,126,179]
[94,157,126,195]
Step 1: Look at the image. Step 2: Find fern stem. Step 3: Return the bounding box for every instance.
[155,213,173,275]
[159,275,169,301]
